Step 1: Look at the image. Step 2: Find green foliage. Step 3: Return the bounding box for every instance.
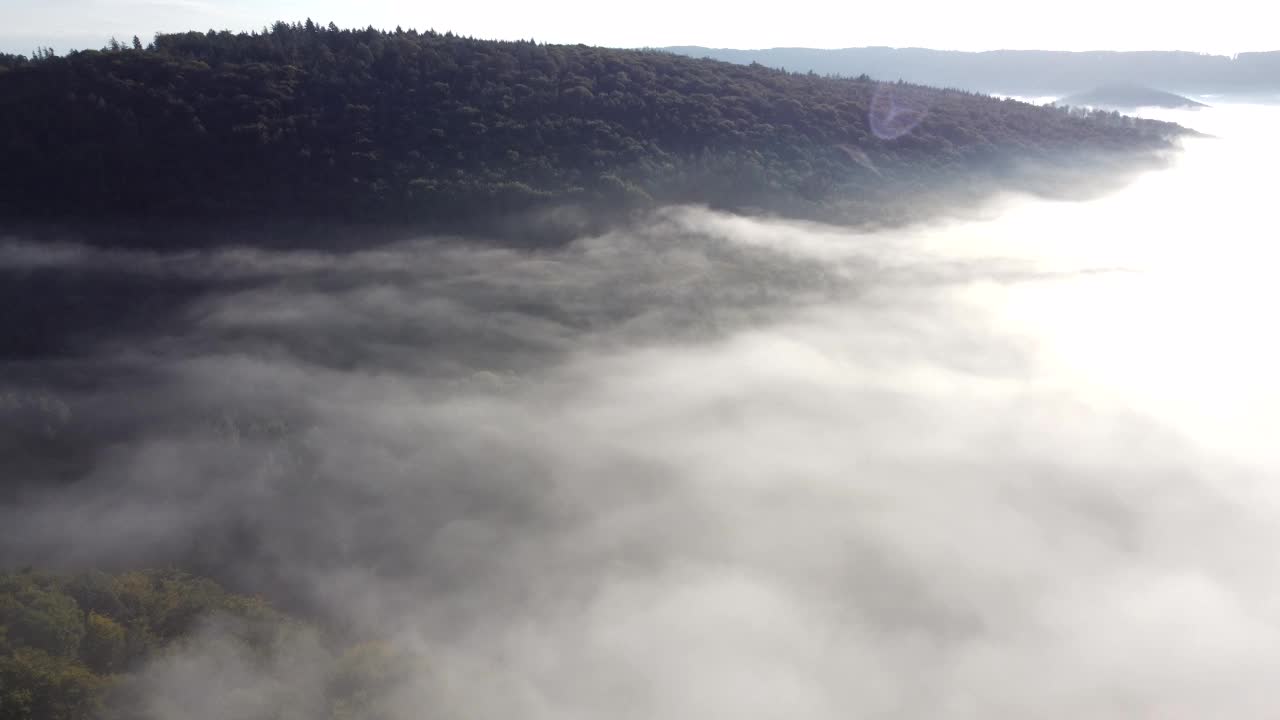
[0,648,109,720]
[0,23,1185,229]
[0,575,85,658]
[0,569,418,720]
[79,613,125,675]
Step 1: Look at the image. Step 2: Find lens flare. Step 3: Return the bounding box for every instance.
[869,83,929,140]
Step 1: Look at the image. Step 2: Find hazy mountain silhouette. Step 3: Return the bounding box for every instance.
[664,47,1280,96]
[1060,84,1209,110]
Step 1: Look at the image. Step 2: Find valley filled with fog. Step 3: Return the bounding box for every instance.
[2,103,1278,718]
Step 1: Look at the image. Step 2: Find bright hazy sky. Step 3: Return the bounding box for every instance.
[2,0,1277,56]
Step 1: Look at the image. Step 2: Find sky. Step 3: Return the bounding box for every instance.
[2,0,1278,56]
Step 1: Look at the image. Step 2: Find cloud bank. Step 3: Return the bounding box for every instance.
[2,105,1279,719]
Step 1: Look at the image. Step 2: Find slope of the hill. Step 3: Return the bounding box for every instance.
[0,24,1187,237]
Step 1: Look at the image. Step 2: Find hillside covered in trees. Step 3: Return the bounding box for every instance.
[0,568,411,720]
[0,23,1188,236]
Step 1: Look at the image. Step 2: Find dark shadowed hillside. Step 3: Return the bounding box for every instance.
[0,23,1186,237]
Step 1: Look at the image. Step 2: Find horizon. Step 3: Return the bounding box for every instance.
[4,27,1278,60]
[3,0,1277,57]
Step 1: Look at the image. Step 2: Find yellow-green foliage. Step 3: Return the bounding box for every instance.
[0,575,85,658]
[0,569,251,719]
[80,613,126,674]
[0,569,413,720]
[0,647,110,720]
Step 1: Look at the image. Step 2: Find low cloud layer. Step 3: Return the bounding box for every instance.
[3,104,1280,718]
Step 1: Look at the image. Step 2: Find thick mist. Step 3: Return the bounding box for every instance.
[3,104,1279,718]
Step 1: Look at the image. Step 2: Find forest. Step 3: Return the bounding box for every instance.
[0,569,408,720]
[0,22,1187,235]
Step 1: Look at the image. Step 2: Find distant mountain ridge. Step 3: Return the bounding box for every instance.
[1060,85,1208,110]
[663,47,1280,96]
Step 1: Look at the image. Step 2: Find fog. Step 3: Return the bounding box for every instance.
[2,103,1279,718]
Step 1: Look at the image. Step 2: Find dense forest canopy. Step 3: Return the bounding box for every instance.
[0,568,409,720]
[0,22,1186,234]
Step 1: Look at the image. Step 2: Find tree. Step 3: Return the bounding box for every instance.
[79,613,126,674]
[0,649,109,720]
[0,578,85,657]
[0,569,427,720]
